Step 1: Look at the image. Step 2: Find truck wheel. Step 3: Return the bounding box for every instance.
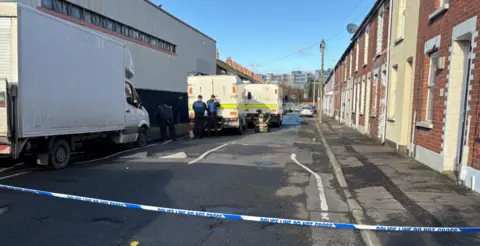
[135,128,148,148]
[49,139,71,170]
[237,121,244,135]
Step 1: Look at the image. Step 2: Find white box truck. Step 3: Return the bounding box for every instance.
[187,75,247,134]
[245,84,284,127]
[0,3,150,169]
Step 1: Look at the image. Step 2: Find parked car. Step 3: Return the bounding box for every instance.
[300,107,315,117]
[308,105,318,114]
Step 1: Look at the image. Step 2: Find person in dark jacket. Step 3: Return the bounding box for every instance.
[192,95,207,138]
[156,104,176,141]
[173,95,183,125]
[206,95,220,137]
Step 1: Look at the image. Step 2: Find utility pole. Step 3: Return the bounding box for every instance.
[318,40,325,123]
[312,77,316,106]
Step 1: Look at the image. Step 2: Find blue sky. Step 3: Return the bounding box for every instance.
[153,0,376,74]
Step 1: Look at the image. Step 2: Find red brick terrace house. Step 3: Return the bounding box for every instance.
[410,0,480,191]
[333,0,391,141]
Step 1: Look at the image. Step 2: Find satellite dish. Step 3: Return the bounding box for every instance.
[346,24,359,35]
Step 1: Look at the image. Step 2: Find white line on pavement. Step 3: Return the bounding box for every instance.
[0,165,17,173]
[314,120,381,246]
[0,171,31,180]
[188,142,235,165]
[75,140,173,165]
[290,153,329,220]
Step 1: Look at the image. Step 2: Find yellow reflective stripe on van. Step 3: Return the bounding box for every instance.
[245,104,277,109]
[190,104,239,109]
[218,104,238,109]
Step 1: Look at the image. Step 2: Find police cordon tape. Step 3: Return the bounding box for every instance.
[1,183,479,232]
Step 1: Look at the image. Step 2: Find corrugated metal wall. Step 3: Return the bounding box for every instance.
[64,0,216,93]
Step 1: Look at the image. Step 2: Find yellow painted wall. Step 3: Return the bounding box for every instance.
[386,0,420,148]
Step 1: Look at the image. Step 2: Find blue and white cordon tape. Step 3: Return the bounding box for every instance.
[1,184,479,232]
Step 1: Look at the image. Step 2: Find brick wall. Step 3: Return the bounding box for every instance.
[412,0,480,171]
[331,0,390,140]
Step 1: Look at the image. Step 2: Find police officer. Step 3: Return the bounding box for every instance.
[206,94,220,137]
[192,95,207,138]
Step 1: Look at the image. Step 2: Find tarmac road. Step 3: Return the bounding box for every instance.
[0,113,363,246]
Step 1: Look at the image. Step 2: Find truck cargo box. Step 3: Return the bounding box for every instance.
[0,4,127,139]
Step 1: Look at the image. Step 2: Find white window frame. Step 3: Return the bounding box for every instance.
[353,80,357,113]
[364,26,370,65]
[376,7,384,56]
[426,52,439,122]
[355,40,359,72]
[360,79,366,114]
[356,82,360,113]
[397,0,407,40]
[388,66,398,118]
[349,52,353,78]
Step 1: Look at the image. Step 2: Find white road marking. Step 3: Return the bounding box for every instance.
[162,140,172,145]
[291,153,329,220]
[160,152,187,159]
[188,142,235,165]
[75,140,173,165]
[314,120,381,246]
[0,165,17,173]
[0,171,31,180]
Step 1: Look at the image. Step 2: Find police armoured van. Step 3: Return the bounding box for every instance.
[187,75,247,135]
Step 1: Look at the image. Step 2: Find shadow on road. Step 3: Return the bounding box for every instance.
[0,166,175,246]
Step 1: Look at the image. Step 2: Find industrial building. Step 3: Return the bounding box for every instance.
[23,0,216,123]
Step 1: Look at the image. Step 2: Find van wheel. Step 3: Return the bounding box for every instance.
[237,121,244,135]
[135,128,148,148]
[49,139,71,170]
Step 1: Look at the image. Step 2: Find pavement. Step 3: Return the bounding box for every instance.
[0,114,479,245]
[320,117,480,246]
[147,123,190,142]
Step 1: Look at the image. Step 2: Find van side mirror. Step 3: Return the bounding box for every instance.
[247,92,252,100]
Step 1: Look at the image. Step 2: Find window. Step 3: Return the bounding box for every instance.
[397,0,407,40]
[388,66,398,118]
[372,76,378,115]
[114,22,122,34]
[360,79,366,114]
[83,10,92,23]
[68,4,81,20]
[435,0,448,9]
[41,0,54,10]
[349,52,353,78]
[356,82,360,112]
[355,40,359,72]
[140,33,147,42]
[106,19,114,31]
[125,83,134,105]
[122,26,129,36]
[129,29,139,40]
[426,52,439,122]
[151,38,158,46]
[364,26,369,65]
[44,0,176,54]
[91,13,102,27]
[353,81,357,113]
[376,7,384,55]
[53,0,68,15]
